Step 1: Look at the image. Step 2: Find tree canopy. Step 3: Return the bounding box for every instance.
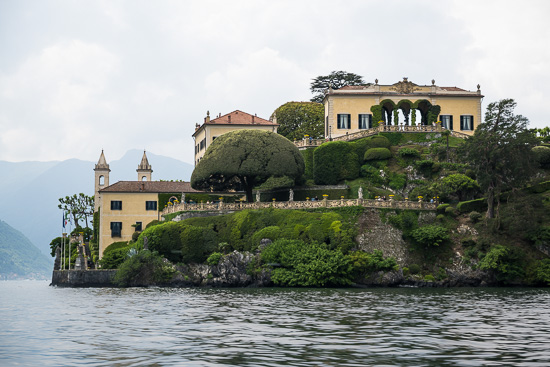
[458,99,538,219]
[58,193,94,228]
[191,130,305,202]
[310,71,365,103]
[271,101,324,141]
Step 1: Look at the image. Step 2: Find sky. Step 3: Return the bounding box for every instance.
[1,0,549,165]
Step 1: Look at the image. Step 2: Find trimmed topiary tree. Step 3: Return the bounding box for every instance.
[191,130,305,202]
[364,147,392,161]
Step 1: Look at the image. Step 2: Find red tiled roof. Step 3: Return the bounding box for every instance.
[99,181,201,193]
[208,110,275,125]
[440,87,467,92]
[338,85,369,90]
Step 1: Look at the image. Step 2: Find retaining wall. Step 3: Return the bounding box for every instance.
[51,270,117,287]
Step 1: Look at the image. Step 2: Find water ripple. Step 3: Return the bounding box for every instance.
[1,282,550,366]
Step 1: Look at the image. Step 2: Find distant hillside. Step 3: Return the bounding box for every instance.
[0,150,194,257]
[0,219,52,280]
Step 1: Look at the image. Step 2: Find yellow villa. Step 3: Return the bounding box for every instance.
[94,151,200,258]
[192,110,278,165]
[323,78,483,139]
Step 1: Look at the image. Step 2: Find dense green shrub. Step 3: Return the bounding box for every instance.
[261,239,353,287]
[534,259,550,285]
[409,264,421,274]
[113,250,175,287]
[457,198,487,213]
[137,221,183,262]
[360,164,384,185]
[398,147,420,158]
[103,241,130,255]
[366,135,391,148]
[364,148,392,161]
[437,174,480,201]
[469,211,482,223]
[436,203,450,214]
[424,274,435,282]
[180,225,218,263]
[206,252,223,266]
[251,226,281,247]
[530,226,550,247]
[478,244,524,283]
[411,225,449,247]
[533,146,550,168]
[402,267,410,276]
[415,160,439,177]
[388,172,407,190]
[445,206,458,217]
[348,250,398,274]
[99,246,130,269]
[313,141,360,184]
[385,210,419,235]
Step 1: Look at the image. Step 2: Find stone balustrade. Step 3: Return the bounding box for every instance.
[161,197,437,217]
[293,124,470,148]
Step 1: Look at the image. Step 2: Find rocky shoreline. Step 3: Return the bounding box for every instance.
[52,249,500,288]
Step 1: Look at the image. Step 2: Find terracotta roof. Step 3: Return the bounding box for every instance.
[208,110,275,125]
[338,85,369,90]
[99,181,201,193]
[439,87,467,92]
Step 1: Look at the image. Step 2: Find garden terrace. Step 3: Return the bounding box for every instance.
[161,197,437,218]
[293,124,469,149]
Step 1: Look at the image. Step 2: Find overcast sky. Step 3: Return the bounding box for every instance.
[1,0,549,164]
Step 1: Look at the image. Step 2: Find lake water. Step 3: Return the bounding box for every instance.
[1,281,550,366]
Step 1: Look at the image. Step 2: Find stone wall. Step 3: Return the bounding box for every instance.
[51,270,117,287]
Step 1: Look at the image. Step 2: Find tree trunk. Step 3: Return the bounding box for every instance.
[241,176,254,202]
[486,186,495,219]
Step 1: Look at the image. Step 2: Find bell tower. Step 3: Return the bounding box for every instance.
[94,150,110,212]
[137,150,153,182]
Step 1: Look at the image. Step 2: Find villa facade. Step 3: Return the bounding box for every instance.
[192,110,278,165]
[94,151,199,258]
[323,78,483,139]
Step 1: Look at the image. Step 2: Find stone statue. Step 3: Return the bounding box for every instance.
[256,191,260,202]
[181,193,186,203]
[358,186,363,200]
[54,246,61,270]
[143,236,149,251]
[289,189,294,202]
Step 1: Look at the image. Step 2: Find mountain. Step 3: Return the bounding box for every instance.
[0,150,194,257]
[0,219,52,280]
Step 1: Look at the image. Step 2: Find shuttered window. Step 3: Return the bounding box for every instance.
[110,222,122,237]
[358,114,372,129]
[337,114,351,129]
[460,115,474,131]
[110,201,122,210]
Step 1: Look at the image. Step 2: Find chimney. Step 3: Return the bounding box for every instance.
[195,123,200,131]
[206,110,210,123]
[252,115,255,124]
[228,115,231,123]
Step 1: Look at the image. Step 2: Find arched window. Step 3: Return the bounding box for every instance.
[99,175,105,185]
[141,176,147,181]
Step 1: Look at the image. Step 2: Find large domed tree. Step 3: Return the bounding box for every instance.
[191,130,305,202]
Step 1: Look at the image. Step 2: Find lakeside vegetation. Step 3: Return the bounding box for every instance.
[51,98,550,287]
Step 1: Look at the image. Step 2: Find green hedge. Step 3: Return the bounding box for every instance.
[457,198,487,213]
[364,147,392,161]
[103,241,130,255]
[313,141,360,184]
[301,148,315,180]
